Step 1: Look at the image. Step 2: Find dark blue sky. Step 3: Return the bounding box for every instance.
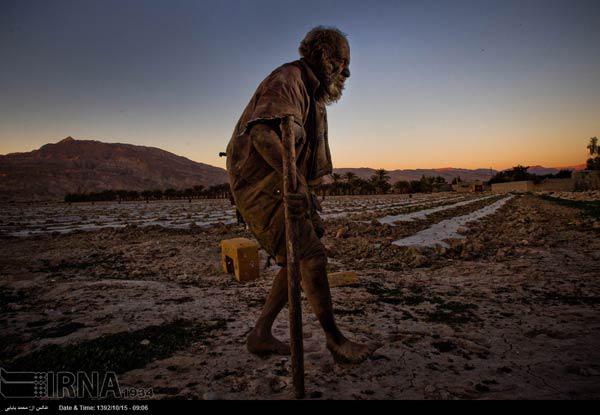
[1,0,599,169]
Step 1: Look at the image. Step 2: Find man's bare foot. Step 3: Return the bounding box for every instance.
[326,337,378,364]
[247,328,291,356]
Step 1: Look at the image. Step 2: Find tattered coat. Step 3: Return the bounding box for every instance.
[226,58,332,257]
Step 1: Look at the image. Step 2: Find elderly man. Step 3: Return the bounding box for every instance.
[226,27,375,363]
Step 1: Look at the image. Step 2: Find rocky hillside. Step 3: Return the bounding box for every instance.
[0,137,228,201]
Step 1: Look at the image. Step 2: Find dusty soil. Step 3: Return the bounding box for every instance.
[1,194,599,400]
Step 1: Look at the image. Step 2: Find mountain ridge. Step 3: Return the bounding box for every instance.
[0,137,229,201]
[0,137,585,201]
[330,164,584,184]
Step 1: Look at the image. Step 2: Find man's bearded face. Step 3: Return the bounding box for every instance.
[321,43,350,106]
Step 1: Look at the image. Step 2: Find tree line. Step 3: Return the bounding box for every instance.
[65,135,598,203]
[317,169,451,196]
[64,184,231,203]
[487,165,573,185]
[64,170,455,203]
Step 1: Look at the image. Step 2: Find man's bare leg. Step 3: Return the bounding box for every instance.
[247,255,376,362]
[247,267,291,355]
[300,254,376,363]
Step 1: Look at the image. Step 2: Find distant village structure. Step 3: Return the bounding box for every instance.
[452,181,486,193]
[490,171,600,193]
[491,181,537,193]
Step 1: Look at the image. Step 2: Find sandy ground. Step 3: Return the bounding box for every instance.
[1,193,599,400]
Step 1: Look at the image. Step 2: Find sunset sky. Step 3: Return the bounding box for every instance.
[1,0,598,170]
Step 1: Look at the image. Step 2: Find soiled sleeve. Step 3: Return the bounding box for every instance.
[249,123,284,175]
[249,122,309,193]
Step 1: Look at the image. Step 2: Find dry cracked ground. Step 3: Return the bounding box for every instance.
[1,193,599,400]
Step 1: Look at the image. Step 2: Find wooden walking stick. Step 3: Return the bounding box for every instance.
[280,115,305,399]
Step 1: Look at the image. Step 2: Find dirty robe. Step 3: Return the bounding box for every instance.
[226,58,332,263]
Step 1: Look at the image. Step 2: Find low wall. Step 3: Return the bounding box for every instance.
[454,184,473,193]
[574,171,600,191]
[491,181,535,193]
[535,178,575,192]
[492,178,582,193]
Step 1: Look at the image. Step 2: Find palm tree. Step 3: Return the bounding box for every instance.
[164,188,177,200]
[152,189,163,200]
[343,172,356,180]
[127,190,140,200]
[393,180,410,194]
[370,169,391,194]
[343,172,358,195]
[193,185,205,199]
[184,188,195,201]
[219,183,231,199]
[363,180,376,195]
[141,190,153,203]
[419,175,435,193]
[116,189,128,203]
[330,173,342,195]
[373,169,390,183]
[587,137,598,156]
[587,137,600,170]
